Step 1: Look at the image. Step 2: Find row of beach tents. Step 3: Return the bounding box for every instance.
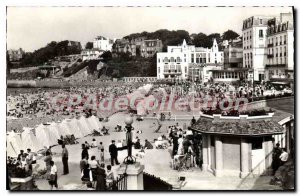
[7,115,103,158]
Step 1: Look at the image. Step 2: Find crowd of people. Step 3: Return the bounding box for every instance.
[168,120,202,171]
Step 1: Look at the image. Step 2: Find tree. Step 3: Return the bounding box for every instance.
[101,51,112,62]
[208,33,221,44]
[192,33,211,48]
[85,42,93,49]
[222,30,240,41]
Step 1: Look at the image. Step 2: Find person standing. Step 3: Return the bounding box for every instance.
[61,144,69,175]
[272,143,282,175]
[82,144,89,160]
[44,151,52,179]
[49,161,58,190]
[279,149,289,166]
[100,149,105,163]
[80,155,88,172]
[98,142,104,160]
[109,140,119,166]
[95,163,106,190]
[26,149,33,171]
[106,165,114,188]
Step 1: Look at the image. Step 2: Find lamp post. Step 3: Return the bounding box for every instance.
[123,115,136,164]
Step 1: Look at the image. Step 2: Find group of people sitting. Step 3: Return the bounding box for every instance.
[58,134,78,145]
[92,126,110,136]
[7,149,37,178]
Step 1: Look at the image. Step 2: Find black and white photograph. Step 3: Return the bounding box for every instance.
[4,5,295,191]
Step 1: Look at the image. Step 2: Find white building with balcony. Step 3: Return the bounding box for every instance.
[93,36,115,51]
[242,15,273,82]
[157,39,223,80]
[265,13,294,81]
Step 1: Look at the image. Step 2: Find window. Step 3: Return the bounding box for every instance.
[259,30,263,38]
[250,137,263,150]
[284,47,286,56]
[158,58,160,63]
[158,67,160,74]
[170,57,174,62]
[284,35,287,44]
[260,19,263,24]
[177,57,181,63]
[185,67,187,73]
[164,57,168,63]
[279,36,282,45]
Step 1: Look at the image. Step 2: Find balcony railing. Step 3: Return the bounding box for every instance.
[266,64,287,68]
[163,70,182,75]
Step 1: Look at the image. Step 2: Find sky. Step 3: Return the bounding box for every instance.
[6,6,293,52]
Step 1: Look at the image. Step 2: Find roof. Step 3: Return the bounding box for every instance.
[190,116,284,136]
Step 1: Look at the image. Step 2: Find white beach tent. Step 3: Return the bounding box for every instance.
[59,120,73,136]
[76,116,90,136]
[87,115,102,131]
[7,132,23,157]
[21,127,43,152]
[47,122,62,140]
[35,124,57,147]
[68,118,85,138]
[79,116,93,135]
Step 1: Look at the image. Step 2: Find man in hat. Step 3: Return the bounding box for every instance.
[109,140,119,166]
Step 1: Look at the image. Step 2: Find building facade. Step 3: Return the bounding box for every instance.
[67,41,82,51]
[93,36,115,51]
[242,16,272,82]
[140,39,163,58]
[242,13,294,82]
[157,39,223,80]
[7,48,25,62]
[81,48,104,61]
[113,39,137,56]
[224,38,243,69]
[188,63,223,83]
[265,13,294,81]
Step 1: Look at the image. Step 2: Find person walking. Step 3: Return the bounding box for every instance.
[49,161,58,190]
[61,144,69,175]
[109,140,119,166]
